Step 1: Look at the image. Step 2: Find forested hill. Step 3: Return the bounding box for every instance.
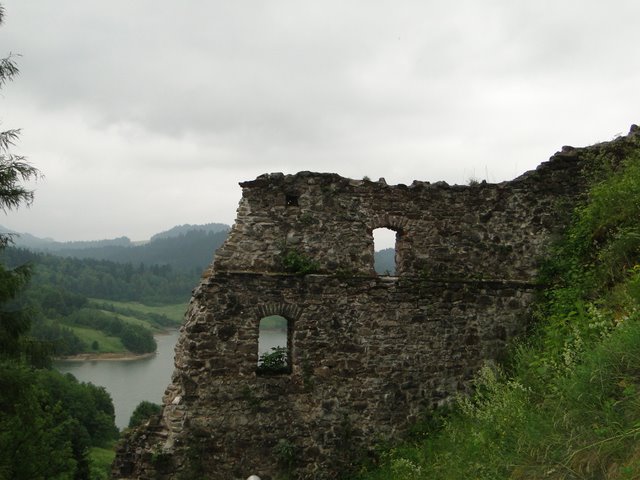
[2,248,199,304]
[39,229,229,272]
[374,248,395,275]
[1,224,230,272]
[150,222,228,241]
[0,246,199,356]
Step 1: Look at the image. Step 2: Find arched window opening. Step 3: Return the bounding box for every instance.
[373,227,397,275]
[257,315,290,374]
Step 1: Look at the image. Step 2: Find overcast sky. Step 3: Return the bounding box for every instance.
[0,1,638,242]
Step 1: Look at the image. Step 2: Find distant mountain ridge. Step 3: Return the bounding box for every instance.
[150,223,228,241]
[0,223,231,272]
[374,248,396,275]
[0,223,229,249]
[0,226,134,250]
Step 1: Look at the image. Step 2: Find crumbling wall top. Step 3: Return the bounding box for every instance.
[213,147,596,280]
[212,127,640,279]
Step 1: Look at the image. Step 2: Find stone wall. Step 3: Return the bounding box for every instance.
[213,151,585,280]
[113,127,640,480]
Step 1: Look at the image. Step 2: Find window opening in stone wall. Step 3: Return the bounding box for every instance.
[373,227,397,275]
[285,194,299,206]
[257,315,290,374]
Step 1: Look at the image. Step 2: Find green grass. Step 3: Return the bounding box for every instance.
[65,325,126,353]
[89,443,116,480]
[56,299,187,355]
[94,309,162,332]
[89,298,187,324]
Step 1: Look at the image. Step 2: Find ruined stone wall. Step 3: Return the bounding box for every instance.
[213,152,584,280]
[116,275,538,479]
[113,128,640,480]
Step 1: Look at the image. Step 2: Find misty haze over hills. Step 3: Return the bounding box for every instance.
[0,223,229,250]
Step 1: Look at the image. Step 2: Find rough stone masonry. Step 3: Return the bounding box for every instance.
[113,127,640,479]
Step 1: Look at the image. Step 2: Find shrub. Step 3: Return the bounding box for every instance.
[280,249,319,275]
[256,346,289,374]
[128,400,162,429]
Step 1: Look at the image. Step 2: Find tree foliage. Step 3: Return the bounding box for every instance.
[0,261,31,360]
[0,3,42,365]
[2,247,200,304]
[0,8,39,222]
[0,362,119,480]
[128,400,162,429]
[257,346,289,374]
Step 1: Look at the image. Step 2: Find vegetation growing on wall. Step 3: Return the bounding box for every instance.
[355,151,640,479]
[280,248,320,275]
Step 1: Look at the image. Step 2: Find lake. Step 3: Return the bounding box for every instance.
[55,330,181,430]
[54,327,287,430]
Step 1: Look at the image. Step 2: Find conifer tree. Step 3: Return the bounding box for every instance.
[0,8,118,479]
[0,4,42,362]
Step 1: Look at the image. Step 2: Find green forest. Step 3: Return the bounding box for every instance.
[0,366,120,479]
[12,227,229,272]
[0,247,188,356]
[0,224,228,357]
[0,227,223,478]
[0,224,225,477]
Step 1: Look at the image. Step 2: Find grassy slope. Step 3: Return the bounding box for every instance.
[89,299,188,324]
[94,310,156,330]
[66,325,126,353]
[63,300,187,354]
[355,152,640,479]
[89,443,116,479]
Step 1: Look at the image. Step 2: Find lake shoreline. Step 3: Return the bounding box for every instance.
[55,351,156,362]
[54,330,181,430]
[55,329,180,362]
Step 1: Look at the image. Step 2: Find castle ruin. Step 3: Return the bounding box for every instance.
[113,127,640,479]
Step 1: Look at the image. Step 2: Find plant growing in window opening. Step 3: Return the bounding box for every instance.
[257,346,289,374]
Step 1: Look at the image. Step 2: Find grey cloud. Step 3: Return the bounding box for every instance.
[1,0,640,240]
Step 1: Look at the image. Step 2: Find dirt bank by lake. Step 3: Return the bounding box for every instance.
[56,351,156,362]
